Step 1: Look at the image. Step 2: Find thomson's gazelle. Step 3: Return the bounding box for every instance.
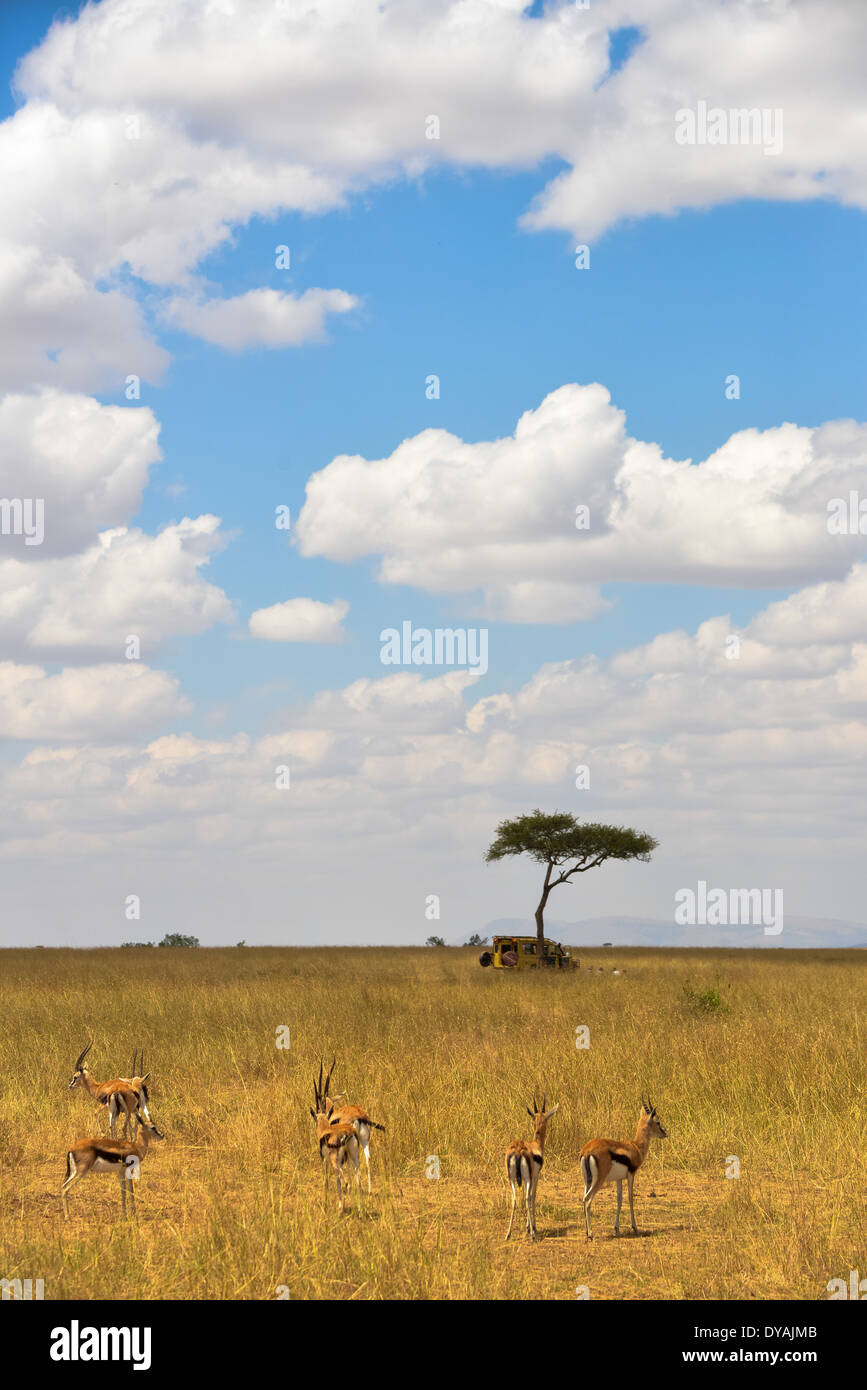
[580,1098,667,1239]
[60,1112,164,1218]
[309,1067,361,1213]
[120,1048,154,1136]
[505,1095,559,1240]
[320,1058,385,1194]
[68,1040,144,1139]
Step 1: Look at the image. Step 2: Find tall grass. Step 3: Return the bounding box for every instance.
[0,946,862,1299]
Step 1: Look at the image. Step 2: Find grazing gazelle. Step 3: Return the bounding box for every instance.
[580,1098,667,1240]
[504,1094,559,1241]
[60,1111,164,1218]
[320,1057,385,1194]
[68,1040,144,1139]
[309,1068,361,1214]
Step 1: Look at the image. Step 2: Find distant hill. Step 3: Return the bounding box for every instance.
[465,915,867,950]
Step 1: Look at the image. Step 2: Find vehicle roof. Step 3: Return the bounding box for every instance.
[492,935,562,945]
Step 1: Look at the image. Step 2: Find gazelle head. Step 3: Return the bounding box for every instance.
[127,1047,152,1116]
[641,1098,667,1139]
[136,1111,165,1143]
[127,1047,150,1088]
[68,1039,93,1090]
[525,1094,559,1134]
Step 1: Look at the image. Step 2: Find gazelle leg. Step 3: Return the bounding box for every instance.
[128,1173,137,1220]
[506,1180,518,1240]
[336,1159,345,1213]
[614,1179,623,1235]
[119,1170,127,1217]
[60,1159,79,1218]
[583,1188,595,1240]
[529,1172,539,1239]
[583,1174,601,1240]
[523,1176,532,1237]
[628,1171,637,1234]
[351,1141,362,1209]
[582,1156,600,1240]
[363,1140,371,1194]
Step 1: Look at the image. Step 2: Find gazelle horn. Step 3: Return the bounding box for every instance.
[324,1056,337,1098]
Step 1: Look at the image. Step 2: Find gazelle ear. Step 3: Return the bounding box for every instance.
[309,1108,316,1119]
[141,1073,150,1083]
[526,1106,534,1119]
[545,1103,560,1118]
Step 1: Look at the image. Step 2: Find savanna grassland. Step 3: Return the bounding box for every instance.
[0,946,863,1301]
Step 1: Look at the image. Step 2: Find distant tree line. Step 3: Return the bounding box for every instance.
[121,933,200,948]
[425,933,488,947]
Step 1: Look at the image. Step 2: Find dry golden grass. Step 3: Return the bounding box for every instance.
[0,945,863,1300]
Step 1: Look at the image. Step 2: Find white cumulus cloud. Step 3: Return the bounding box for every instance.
[249,597,349,644]
[164,287,358,350]
[0,661,189,742]
[295,382,867,617]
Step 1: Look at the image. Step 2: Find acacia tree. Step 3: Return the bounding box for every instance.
[485,810,658,963]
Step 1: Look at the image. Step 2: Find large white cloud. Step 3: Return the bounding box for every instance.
[295,382,867,617]
[747,562,867,648]
[0,516,233,661]
[0,244,169,393]
[19,0,866,247]
[0,661,188,741]
[0,389,161,558]
[521,0,867,239]
[0,79,350,384]
[0,390,233,659]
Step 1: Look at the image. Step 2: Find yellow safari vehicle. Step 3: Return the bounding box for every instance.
[478,935,577,970]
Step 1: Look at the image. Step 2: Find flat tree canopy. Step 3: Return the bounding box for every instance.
[485,809,657,963]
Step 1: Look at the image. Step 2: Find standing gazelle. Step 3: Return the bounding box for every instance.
[320,1058,385,1194]
[309,1067,361,1214]
[68,1040,144,1139]
[505,1094,559,1240]
[580,1098,667,1240]
[120,1048,154,1136]
[60,1111,164,1218]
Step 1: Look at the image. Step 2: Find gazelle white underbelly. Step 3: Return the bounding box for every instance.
[90,1156,123,1173]
[606,1159,630,1184]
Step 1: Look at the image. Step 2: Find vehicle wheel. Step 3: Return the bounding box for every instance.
[478,951,492,967]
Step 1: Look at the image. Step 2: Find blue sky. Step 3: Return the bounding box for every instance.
[1,0,865,942]
[142,187,864,731]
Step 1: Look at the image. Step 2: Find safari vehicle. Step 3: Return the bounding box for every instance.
[478,935,577,970]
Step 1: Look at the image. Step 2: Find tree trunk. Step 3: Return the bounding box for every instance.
[534,862,554,968]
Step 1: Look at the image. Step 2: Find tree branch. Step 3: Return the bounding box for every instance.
[553,854,607,886]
